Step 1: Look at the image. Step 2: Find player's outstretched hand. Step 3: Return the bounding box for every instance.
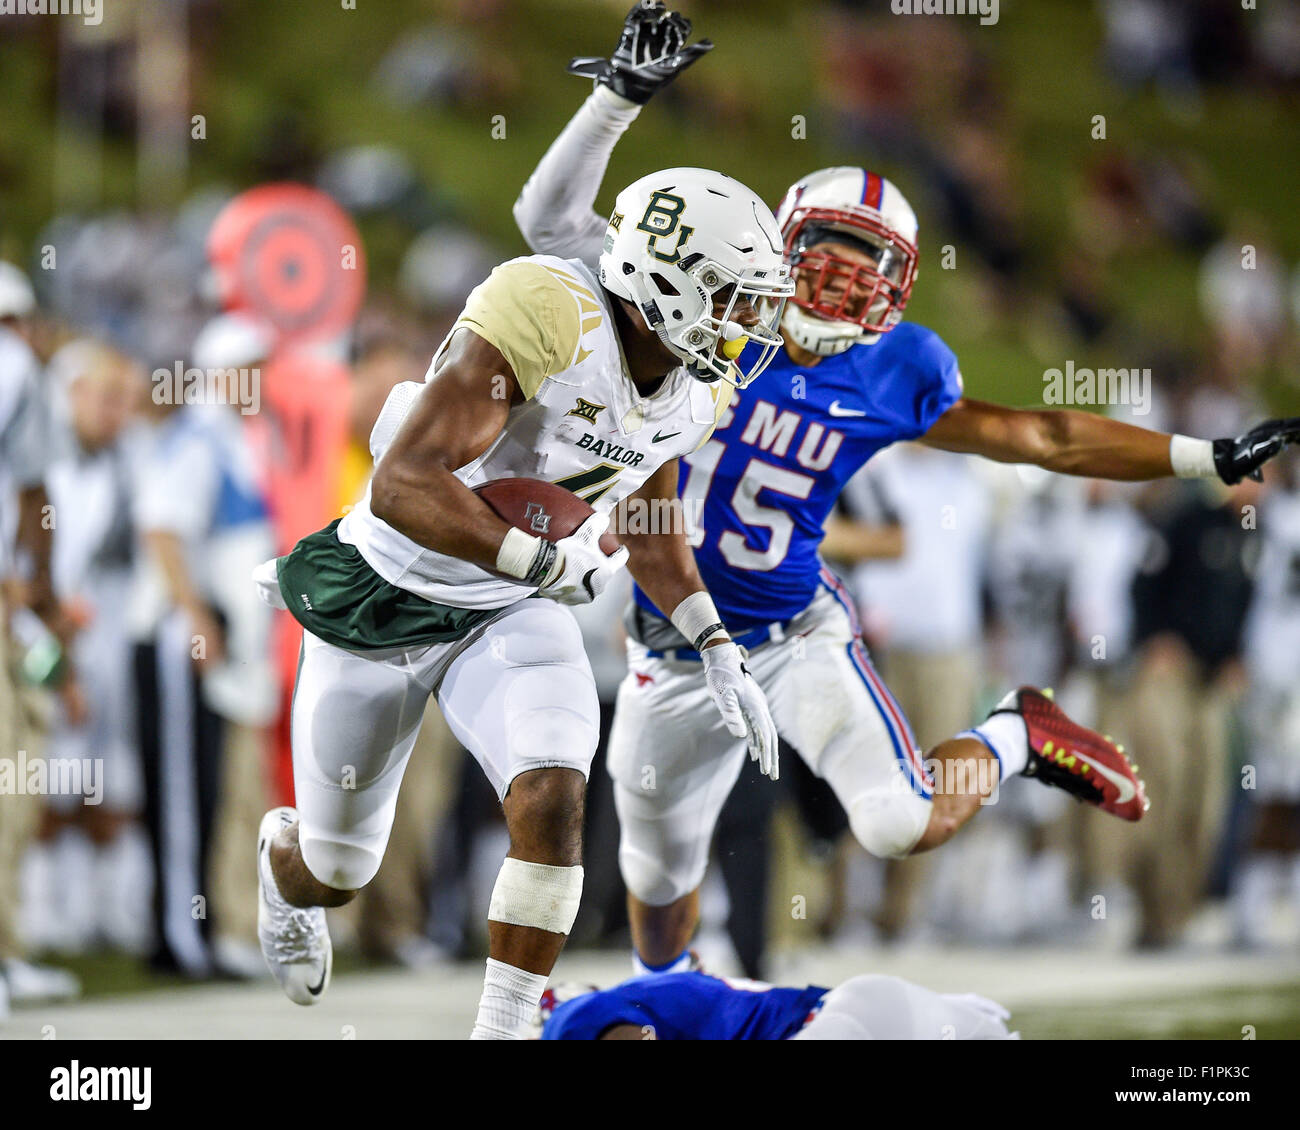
[1213,417,1300,484]
[538,512,629,605]
[567,0,712,105]
[701,641,779,781]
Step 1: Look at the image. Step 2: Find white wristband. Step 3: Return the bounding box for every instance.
[1169,434,1217,479]
[671,592,728,651]
[496,527,543,580]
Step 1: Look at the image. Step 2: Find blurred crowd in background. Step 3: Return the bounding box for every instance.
[1,0,1299,1008]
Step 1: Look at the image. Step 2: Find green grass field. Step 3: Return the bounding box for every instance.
[1013,984,1300,1041]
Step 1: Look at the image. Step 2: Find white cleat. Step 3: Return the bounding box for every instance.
[257,807,332,1006]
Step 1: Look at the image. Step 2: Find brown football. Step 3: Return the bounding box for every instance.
[473,477,621,555]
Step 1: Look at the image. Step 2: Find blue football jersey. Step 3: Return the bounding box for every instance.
[633,322,963,630]
[541,971,829,1041]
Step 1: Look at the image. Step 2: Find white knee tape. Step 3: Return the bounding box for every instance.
[487,858,584,935]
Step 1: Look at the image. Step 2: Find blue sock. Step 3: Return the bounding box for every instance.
[632,948,692,976]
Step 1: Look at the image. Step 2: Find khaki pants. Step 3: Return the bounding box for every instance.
[875,648,980,938]
[0,595,47,960]
[1071,669,1136,898]
[1083,652,1234,944]
[208,722,273,944]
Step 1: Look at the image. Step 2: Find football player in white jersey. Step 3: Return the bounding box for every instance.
[251,167,793,1038]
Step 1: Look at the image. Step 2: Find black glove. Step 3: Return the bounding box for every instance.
[567,1,712,105]
[1212,417,1300,484]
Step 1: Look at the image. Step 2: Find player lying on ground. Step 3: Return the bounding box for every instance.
[515,0,1300,975]
[250,164,796,1038]
[536,970,1016,1040]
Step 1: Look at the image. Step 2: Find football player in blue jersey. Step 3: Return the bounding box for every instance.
[536,970,1015,1040]
[515,1,1300,976]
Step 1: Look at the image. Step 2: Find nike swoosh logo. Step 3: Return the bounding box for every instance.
[307,965,328,996]
[652,430,681,442]
[828,401,867,417]
[1072,750,1136,804]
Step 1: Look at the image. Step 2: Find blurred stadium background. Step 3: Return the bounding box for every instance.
[1,0,1299,1039]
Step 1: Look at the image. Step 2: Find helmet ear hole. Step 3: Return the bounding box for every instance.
[648,272,681,297]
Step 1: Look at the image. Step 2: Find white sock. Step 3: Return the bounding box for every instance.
[470,957,550,1040]
[93,829,152,953]
[18,840,58,951]
[55,828,98,952]
[632,948,692,977]
[962,711,1030,779]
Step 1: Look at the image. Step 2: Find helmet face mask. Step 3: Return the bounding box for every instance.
[669,255,789,387]
[775,168,920,356]
[784,205,918,336]
[600,168,794,388]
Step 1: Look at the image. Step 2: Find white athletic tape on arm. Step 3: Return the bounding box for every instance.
[1169,434,1217,479]
[496,527,543,580]
[670,591,728,652]
[488,858,584,935]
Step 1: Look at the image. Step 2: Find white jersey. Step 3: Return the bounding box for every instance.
[338,254,729,609]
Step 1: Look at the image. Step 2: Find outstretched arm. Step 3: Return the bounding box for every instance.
[512,88,640,267]
[921,397,1300,484]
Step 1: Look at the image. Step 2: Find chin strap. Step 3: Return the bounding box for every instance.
[782,304,873,356]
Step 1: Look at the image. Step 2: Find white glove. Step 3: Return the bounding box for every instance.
[538,512,629,606]
[700,641,779,780]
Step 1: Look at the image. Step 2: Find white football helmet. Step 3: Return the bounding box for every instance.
[599,167,793,387]
[774,167,919,356]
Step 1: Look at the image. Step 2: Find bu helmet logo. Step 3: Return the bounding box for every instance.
[636,191,695,264]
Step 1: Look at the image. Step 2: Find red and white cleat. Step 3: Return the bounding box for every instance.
[991,687,1148,822]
